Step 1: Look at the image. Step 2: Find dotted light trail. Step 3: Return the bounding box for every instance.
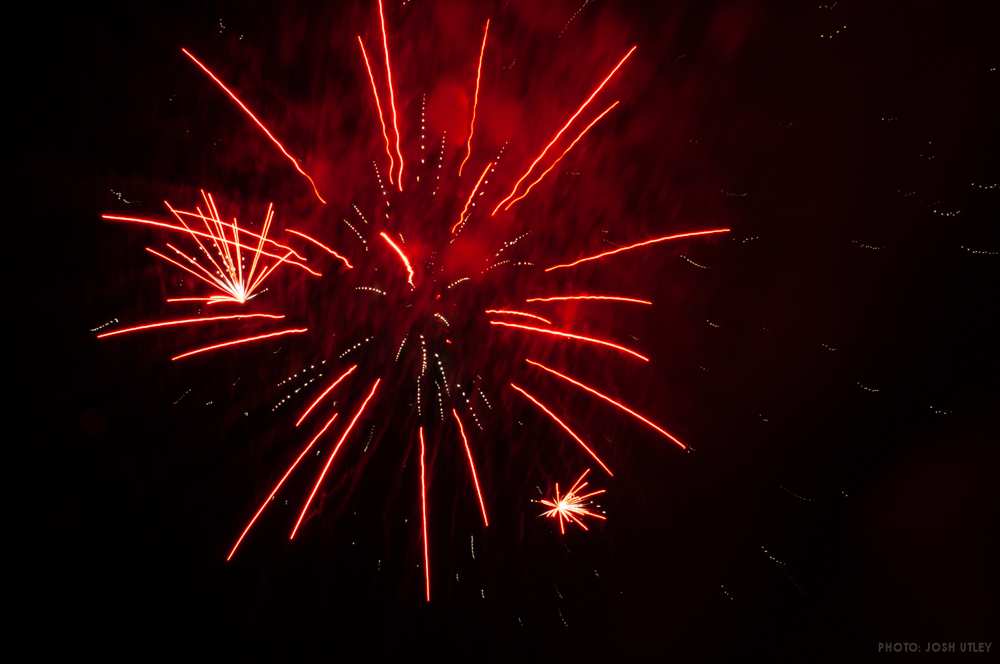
[545,228,731,272]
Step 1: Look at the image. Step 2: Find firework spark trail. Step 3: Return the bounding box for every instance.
[545,228,732,272]
[284,229,354,269]
[97,313,285,339]
[378,231,415,287]
[509,383,613,476]
[418,426,431,602]
[492,45,637,215]
[357,35,395,184]
[226,412,340,561]
[489,320,649,362]
[526,359,687,449]
[452,161,493,234]
[526,294,652,305]
[501,100,619,212]
[146,246,241,299]
[539,469,606,534]
[377,0,405,190]
[171,328,308,361]
[457,19,490,177]
[483,309,553,325]
[295,364,358,427]
[452,409,489,527]
[104,214,320,276]
[290,378,381,539]
[180,48,326,204]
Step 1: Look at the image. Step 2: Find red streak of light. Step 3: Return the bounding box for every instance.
[483,309,552,325]
[295,365,358,427]
[285,229,354,269]
[526,358,687,450]
[103,214,320,276]
[457,19,490,177]
[510,383,613,476]
[545,228,731,272]
[378,231,415,287]
[171,328,307,361]
[357,35,395,184]
[526,294,651,305]
[492,45,636,215]
[419,426,431,602]
[166,297,236,304]
[452,409,489,527]
[489,320,649,362]
[502,101,619,212]
[225,412,339,561]
[179,48,326,204]
[377,0,405,190]
[451,161,493,234]
[171,207,305,262]
[290,379,381,539]
[97,313,284,339]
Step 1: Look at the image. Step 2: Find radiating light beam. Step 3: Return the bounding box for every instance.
[490,321,649,362]
[295,365,358,427]
[290,379,381,539]
[526,358,687,449]
[545,228,731,272]
[509,383,613,475]
[171,328,307,361]
[457,19,490,177]
[452,409,489,527]
[180,48,326,204]
[285,229,354,269]
[378,231,415,287]
[97,313,284,339]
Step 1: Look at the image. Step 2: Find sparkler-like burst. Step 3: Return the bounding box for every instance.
[99,0,731,603]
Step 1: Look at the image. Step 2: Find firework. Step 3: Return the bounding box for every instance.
[537,469,607,535]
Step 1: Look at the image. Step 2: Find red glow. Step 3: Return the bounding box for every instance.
[457,19,490,177]
[452,161,493,234]
[452,409,489,527]
[509,383,613,476]
[492,45,637,216]
[538,469,606,534]
[290,379,381,539]
[526,359,687,450]
[171,328,307,361]
[226,412,340,561]
[357,35,395,184]
[419,426,431,603]
[526,294,651,305]
[97,313,284,339]
[285,229,354,269]
[489,320,649,362]
[377,0,405,190]
[545,228,731,272]
[378,231,415,288]
[295,365,358,427]
[180,48,326,204]
[483,309,553,325]
[502,101,619,212]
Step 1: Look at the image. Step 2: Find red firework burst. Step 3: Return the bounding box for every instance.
[99,0,730,603]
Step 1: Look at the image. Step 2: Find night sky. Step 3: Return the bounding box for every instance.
[30,1,997,659]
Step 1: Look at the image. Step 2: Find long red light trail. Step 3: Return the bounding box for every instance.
[377,0,404,190]
[489,320,649,362]
[418,426,431,602]
[483,309,553,325]
[170,205,306,261]
[509,383,613,476]
[171,328,307,361]
[97,313,284,339]
[290,378,381,540]
[457,19,490,177]
[526,359,688,450]
[357,35,395,184]
[225,411,340,561]
[452,409,489,527]
[526,294,652,305]
[545,228,731,272]
[492,45,637,215]
[378,231,415,288]
[180,48,326,204]
[452,161,493,234]
[284,229,354,269]
[501,100,619,212]
[295,364,358,427]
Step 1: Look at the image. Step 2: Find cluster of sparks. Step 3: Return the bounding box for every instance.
[99,0,730,604]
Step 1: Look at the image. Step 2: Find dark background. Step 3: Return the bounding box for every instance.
[27,0,997,659]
